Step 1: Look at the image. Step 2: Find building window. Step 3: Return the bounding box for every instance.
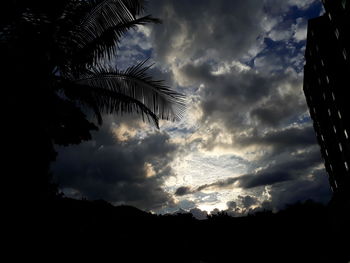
[332,92,335,101]
[345,129,349,139]
[338,110,342,119]
[335,28,340,39]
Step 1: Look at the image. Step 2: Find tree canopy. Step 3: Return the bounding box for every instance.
[1,0,185,200]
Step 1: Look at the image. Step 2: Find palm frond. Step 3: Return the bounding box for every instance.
[60,79,160,127]
[72,15,160,68]
[75,0,136,48]
[74,60,186,126]
[121,0,146,16]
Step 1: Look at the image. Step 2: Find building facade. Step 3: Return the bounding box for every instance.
[303,0,350,196]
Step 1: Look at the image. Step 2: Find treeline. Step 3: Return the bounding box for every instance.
[31,197,349,263]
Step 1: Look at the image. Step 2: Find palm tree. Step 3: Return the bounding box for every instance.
[1,0,185,200]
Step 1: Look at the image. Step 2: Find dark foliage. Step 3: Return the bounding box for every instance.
[1,0,185,202]
[23,198,347,263]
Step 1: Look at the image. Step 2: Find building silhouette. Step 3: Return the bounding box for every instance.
[303,0,350,196]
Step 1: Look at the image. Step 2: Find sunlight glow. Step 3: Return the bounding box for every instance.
[144,162,156,178]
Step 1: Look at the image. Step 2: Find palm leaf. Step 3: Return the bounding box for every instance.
[121,0,146,16]
[73,60,186,126]
[66,82,161,127]
[72,15,160,68]
[75,0,137,48]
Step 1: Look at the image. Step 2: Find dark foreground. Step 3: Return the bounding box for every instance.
[8,197,350,263]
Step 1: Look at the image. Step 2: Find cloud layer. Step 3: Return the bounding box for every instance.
[147,0,330,212]
[52,117,178,211]
[52,0,330,214]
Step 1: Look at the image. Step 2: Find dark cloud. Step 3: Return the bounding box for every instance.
[174,177,239,196]
[238,195,259,209]
[174,186,193,196]
[240,125,317,149]
[193,67,306,136]
[149,0,266,63]
[149,0,320,63]
[210,208,221,215]
[250,93,307,127]
[52,117,178,211]
[205,165,330,213]
[226,201,237,210]
[238,172,292,189]
[199,177,238,191]
[236,145,322,188]
[267,168,332,210]
[189,208,208,220]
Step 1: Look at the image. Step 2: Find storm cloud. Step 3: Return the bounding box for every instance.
[52,117,179,211]
[149,0,267,64]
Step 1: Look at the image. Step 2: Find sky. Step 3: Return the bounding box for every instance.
[52,0,332,218]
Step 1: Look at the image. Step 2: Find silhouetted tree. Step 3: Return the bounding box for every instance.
[1,0,185,201]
